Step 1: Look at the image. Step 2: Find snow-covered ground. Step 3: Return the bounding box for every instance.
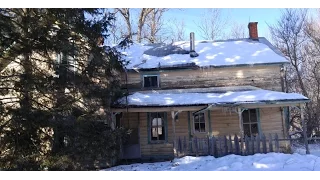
[104,144,320,171]
[292,143,320,157]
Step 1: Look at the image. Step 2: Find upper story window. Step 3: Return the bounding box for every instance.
[143,75,159,88]
[56,52,77,73]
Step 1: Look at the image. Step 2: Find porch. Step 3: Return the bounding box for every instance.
[112,86,310,160]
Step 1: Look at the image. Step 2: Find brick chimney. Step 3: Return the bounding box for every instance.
[248,22,259,40]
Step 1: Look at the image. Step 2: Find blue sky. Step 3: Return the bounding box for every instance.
[162,8,317,40]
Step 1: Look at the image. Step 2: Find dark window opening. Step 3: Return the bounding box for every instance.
[115,112,122,128]
[144,75,158,88]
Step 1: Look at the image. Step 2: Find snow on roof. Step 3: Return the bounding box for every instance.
[116,89,308,107]
[118,37,288,70]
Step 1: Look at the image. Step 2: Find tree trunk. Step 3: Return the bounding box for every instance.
[137,8,153,43]
[20,8,32,112]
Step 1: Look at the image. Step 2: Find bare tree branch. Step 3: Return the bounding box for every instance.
[268,8,320,138]
[227,22,247,39]
[195,9,228,40]
[137,8,153,43]
[144,8,168,43]
[169,18,186,42]
[115,8,132,40]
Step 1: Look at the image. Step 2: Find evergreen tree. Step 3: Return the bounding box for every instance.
[0,8,129,170]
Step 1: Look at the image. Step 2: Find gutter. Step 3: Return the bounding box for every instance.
[191,99,310,116]
[113,98,310,109]
[125,62,289,72]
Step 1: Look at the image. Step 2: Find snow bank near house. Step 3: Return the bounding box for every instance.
[104,153,320,171]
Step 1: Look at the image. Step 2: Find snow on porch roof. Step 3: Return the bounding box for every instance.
[118,37,288,70]
[116,88,309,107]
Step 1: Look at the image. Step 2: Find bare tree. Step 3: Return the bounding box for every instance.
[115,8,169,43]
[137,8,154,43]
[195,9,228,40]
[107,13,127,44]
[169,18,187,42]
[303,10,320,136]
[268,8,320,137]
[115,8,132,40]
[227,22,247,39]
[144,8,168,43]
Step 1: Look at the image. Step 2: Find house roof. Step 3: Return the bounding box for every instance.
[118,37,289,70]
[115,86,308,108]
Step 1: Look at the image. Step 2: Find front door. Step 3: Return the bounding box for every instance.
[122,128,141,159]
[119,113,141,159]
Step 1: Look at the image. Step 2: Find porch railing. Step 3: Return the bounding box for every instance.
[176,133,287,157]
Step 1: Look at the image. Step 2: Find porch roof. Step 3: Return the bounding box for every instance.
[115,86,309,108]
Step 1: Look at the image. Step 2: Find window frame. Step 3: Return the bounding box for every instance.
[147,112,167,144]
[242,108,261,137]
[142,74,160,89]
[193,112,206,134]
[55,52,78,72]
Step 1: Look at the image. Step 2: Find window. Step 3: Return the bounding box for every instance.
[242,109,259,137]
[149,112,166,141]
[55,52,77,73]
[143,75,159,88]
[194,113,206,133]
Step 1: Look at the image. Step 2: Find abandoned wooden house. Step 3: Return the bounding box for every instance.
[112,22,310,160]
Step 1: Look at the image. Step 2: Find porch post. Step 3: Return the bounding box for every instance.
[171,111,177,157]
[237,107,244,154]
[300,103,310,154]
[110,112,118,130]
[281,107,288,139]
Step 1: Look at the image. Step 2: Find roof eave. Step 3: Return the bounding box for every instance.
[125,62,289,72]
[200,62,289,69]
[112,98,310,109]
